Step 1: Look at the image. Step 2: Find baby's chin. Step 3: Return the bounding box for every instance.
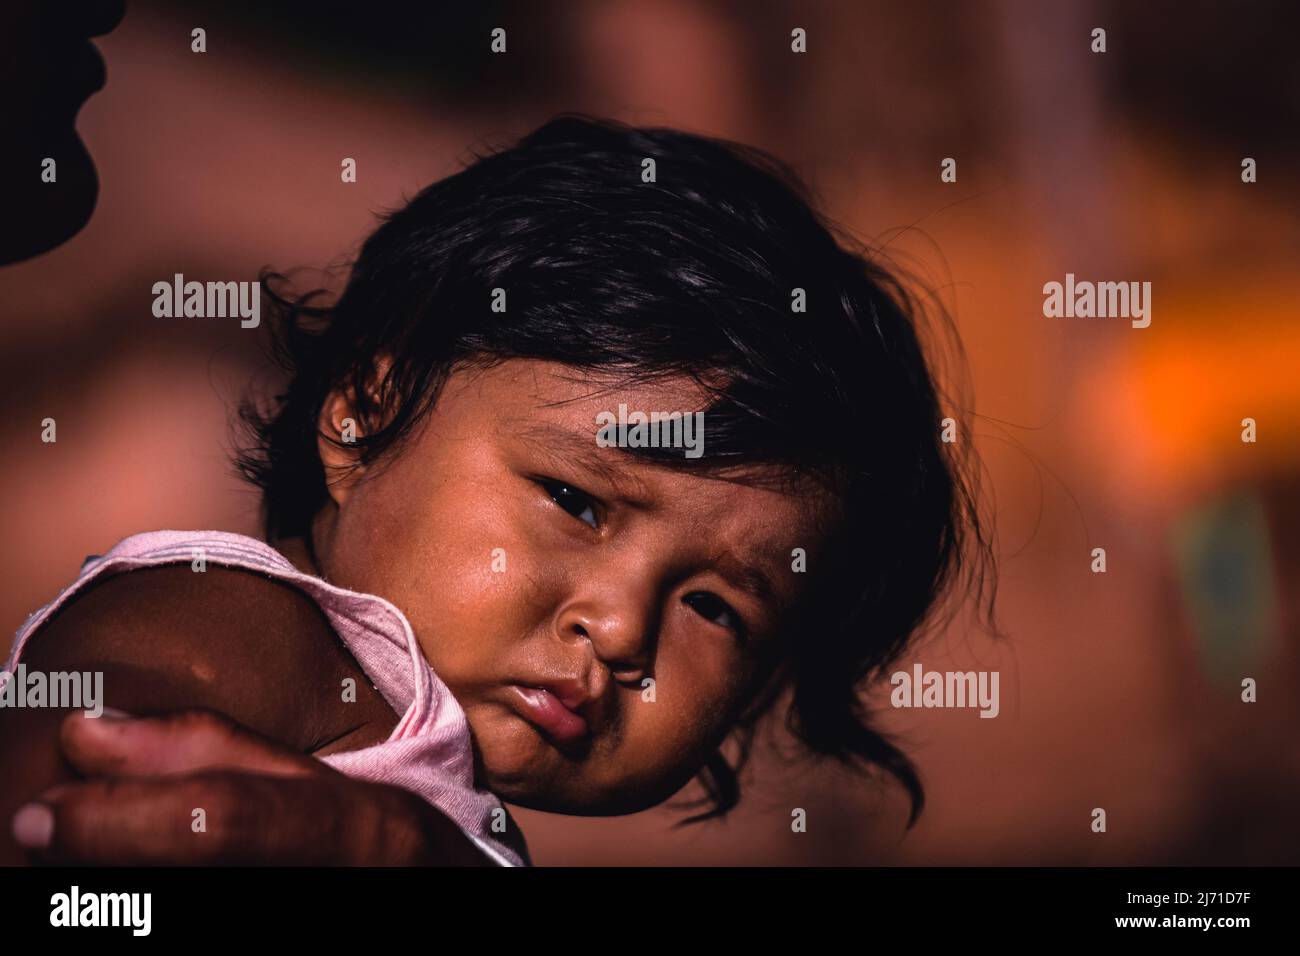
[466,700,577,789]
[465,701,627,814]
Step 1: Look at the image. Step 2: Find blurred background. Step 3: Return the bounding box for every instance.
[2,0,1297,864]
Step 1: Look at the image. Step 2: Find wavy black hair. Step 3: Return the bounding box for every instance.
[236,113,997,827]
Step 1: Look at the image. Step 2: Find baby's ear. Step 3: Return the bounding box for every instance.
[316,355,397,501]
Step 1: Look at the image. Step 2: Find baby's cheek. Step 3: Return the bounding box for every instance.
[626,652,740,768]
[415,551,541,679]
[425,504,555,622]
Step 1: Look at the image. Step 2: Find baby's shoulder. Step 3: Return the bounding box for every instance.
[19,563,379,749]
[26,562,336,669]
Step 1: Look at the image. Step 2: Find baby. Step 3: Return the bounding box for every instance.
[1,115,990,865]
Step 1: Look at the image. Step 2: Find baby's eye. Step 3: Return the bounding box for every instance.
[683,591,745,637]
[538,479,599,529]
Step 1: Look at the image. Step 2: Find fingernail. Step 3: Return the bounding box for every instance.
[97,707,133,720]
[11,804,54,849]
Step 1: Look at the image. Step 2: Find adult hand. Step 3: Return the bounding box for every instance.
[10,709,493,866]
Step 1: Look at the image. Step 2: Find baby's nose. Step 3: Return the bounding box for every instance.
[556,604,653,682]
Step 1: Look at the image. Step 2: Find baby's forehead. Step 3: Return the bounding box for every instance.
[447,356,698,408]
[453,355,842,532]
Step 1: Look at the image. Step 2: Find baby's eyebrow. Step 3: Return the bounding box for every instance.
[514,422,651,500]
[710,549,781,606]
[516,422,788,606]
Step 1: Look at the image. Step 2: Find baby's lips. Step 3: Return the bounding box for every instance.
[508,685,591,744]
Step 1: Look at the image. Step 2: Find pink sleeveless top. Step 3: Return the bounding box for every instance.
[5,530,530,867]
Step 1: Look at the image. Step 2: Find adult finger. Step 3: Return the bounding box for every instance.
[14,771,409,865]
[58,708,324,779]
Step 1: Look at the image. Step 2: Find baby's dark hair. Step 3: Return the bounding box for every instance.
[237,113,996,827]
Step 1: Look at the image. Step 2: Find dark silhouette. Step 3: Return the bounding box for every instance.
[0,0,125,265]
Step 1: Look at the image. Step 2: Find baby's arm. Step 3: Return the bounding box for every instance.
[0,564,394,864]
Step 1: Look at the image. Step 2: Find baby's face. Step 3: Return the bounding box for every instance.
[317,359,831,814]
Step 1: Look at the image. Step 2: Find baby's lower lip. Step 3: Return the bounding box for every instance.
[507,685,589,744]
